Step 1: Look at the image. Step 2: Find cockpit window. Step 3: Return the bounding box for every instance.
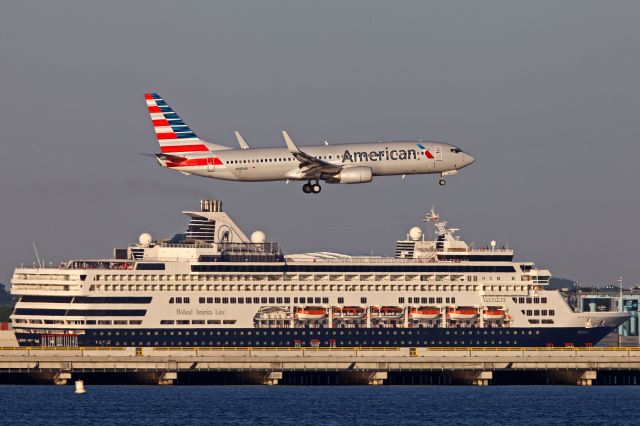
[450,147,462,153]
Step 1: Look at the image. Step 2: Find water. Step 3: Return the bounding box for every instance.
[0,386,637,425]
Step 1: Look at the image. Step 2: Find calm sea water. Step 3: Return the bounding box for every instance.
[0,386,637,425]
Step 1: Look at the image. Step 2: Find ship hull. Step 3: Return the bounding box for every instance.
[14,326,614,348]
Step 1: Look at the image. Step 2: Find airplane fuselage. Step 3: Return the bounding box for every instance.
[162,141,474,182]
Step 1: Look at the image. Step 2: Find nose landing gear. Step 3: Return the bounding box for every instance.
[438,171,452,186]
[302,180,322,194]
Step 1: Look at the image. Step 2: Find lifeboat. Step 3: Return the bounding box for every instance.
[295,307,327,320]
[410,307,440,320]
[448,308,478,320]
[483,309,505,320]
[333,306,367,318]
[372,306,404,317]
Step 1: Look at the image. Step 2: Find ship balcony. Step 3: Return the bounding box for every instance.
[11,268,85,293]
[526,268,552,285]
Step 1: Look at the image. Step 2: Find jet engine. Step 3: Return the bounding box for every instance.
[328,167,373,184]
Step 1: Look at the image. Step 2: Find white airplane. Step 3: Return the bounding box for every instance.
[145,93,475,194]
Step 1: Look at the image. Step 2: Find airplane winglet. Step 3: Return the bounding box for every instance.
[235,131,250,149]
[282,130,301,154]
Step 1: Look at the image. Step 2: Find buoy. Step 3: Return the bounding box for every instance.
[75,380,86,394]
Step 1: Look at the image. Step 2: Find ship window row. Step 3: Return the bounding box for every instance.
[197,296,335,304]
[97,328,540,337]
[89,283,529,294]
[90,284,484,292]
[160,320,237,325]
[19,295,152,304]
[193,296,337,304]
[521,309,555,316]
[15,319,144,326]
[109,340,524,347]
[513,297,548,304]
[528,319,554,324]
[191,265,517,273]
[163,296,464,306]
[135,263,166,271]
[14,319,144,326]
[93,273,521,283]
[399,296,456,304]
[13,308,147,317]
[86,320,142,325]
[437,255,514,262]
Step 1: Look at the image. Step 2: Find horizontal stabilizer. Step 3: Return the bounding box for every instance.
[155,153,187,163]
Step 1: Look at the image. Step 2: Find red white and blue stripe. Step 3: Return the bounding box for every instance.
[145,93,209,154]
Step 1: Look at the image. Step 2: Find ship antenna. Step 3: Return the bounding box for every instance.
[32,241,42,268]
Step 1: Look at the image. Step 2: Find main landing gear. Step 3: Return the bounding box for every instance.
[438,173,446,186]
[302,180,322,194]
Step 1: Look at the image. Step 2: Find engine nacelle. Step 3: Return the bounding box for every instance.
[328,166,373,184]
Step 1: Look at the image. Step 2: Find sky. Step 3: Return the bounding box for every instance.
[0,1,639,287]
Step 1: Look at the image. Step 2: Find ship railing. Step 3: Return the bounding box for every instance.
[285,257,511,264]
[160,243,215,248]
[160,242,282,254]
[465,248,513,253]
[60,261,134,270]
[287,258,438,264]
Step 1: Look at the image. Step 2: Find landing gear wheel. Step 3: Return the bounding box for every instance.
[312,184,322,194]
[302,184,312,193]
[438,179,446,186]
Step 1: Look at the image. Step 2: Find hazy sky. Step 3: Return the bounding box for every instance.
[1,1,639,287]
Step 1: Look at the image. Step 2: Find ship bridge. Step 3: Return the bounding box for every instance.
[395,208,515,263]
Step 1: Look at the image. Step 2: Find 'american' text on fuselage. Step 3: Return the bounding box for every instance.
[342,149,418,163]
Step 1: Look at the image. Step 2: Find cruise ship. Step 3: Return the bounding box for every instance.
[10,200,629,348]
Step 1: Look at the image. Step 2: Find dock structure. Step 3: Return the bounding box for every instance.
[1,347,640,386]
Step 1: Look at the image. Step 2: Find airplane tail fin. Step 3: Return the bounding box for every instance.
[144,93,229,154]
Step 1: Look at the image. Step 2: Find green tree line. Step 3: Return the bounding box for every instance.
[0,284,14,322]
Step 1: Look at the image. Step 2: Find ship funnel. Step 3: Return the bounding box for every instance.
[200,200,223,212]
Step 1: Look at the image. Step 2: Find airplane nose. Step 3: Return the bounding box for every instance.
[465,154,475,165]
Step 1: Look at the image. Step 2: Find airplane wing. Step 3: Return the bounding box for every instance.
[282,131,342,178]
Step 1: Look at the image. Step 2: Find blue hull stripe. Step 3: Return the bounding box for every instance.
[15,327,612,348]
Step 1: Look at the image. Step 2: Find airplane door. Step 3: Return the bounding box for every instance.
[207,157,215,172]
[435,145,442,161]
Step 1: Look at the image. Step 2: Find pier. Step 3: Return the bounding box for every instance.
[1,346,640,386]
